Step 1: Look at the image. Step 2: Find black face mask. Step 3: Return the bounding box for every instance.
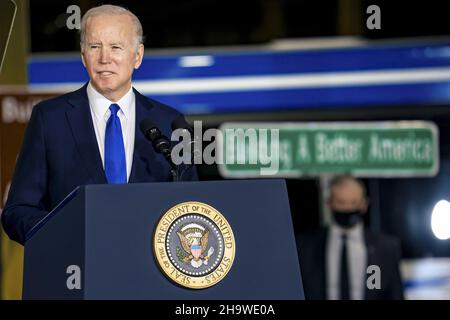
[332,209,364,228]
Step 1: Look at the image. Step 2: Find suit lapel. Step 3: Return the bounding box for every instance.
[65,85,163,184]
[364,230,377,299]
[128,89,159,183]
[65,83,107,184]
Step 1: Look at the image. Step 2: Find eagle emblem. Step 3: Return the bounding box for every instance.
[176,223,215,268]
[154,202,235,289]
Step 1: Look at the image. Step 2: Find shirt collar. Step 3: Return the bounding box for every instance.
[87,82,135,120]
[330,220,364,241]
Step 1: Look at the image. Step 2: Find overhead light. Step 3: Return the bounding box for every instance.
[178,56,214,68]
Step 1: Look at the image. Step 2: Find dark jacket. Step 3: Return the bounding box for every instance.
[2,83,197,245]
[297,227,404,300]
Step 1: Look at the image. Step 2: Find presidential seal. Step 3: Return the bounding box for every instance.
[153,201,235,289]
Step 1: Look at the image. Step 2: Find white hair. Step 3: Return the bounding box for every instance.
[80,4,143,51]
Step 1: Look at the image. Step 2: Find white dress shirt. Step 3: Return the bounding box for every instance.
[326,222,367,300]
[86,82,135,182]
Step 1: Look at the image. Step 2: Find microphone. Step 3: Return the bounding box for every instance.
[139,118,176,171]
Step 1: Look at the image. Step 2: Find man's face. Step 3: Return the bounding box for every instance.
[81,14,144,102]
[328,181,368,213]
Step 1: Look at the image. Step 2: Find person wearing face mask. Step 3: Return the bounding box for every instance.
[296,175,404,300]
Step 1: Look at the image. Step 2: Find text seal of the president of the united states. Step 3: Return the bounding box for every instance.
[153,201,235,289]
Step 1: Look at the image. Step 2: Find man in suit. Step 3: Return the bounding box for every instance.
[1,5,197,245]
[297,175,404,300]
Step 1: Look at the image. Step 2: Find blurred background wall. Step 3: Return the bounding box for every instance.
[1,0,28,300]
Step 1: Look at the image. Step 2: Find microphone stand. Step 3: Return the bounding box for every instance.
[170,165,180,182]
[161,148,180,182]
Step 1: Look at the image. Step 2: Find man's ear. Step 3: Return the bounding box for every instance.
[362,197,370,213]
[326,196,332,210]
[134,44,144,69]
[81,47,86,68]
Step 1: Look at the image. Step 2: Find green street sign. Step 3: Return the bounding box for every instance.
[217,121,439,178]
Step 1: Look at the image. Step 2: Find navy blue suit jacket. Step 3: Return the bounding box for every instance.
[2,83,197,245]
[296,228,404,300]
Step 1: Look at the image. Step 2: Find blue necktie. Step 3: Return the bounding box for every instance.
[105,104,127,184]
